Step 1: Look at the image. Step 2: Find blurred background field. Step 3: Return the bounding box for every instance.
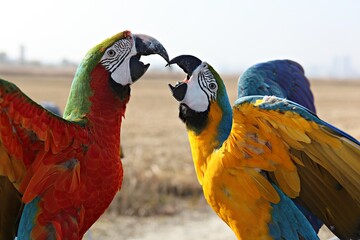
[2,1,360,239]
[1,65,359,239]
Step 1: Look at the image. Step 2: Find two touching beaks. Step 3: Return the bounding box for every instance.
[131,32,203,102]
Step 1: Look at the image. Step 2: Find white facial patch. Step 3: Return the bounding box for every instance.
[100,36,137,85]
[181,62,218,112]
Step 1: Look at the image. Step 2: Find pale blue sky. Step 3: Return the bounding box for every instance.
[1,0,360,77]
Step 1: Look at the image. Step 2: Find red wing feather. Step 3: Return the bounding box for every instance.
[0,79,79,188]
[0,78,84,239]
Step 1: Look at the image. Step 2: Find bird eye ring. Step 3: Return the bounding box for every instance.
[107,49,116,57]
[209,83,217,90]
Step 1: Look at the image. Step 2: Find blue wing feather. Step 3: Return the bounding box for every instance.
[269,184,319,240]
[238,60,316,113]
[18,197,40,240]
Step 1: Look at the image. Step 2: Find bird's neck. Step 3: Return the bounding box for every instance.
[64,64,129,127]
[87,65,129,133]
[64,56,96,122]
[187,98,232,185]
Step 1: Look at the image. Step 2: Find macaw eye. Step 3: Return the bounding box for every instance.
[186,74,190,80]
[107,49,116,57]
[209,83,217,90]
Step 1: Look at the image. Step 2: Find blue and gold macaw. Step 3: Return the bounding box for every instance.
[168,55,360,240]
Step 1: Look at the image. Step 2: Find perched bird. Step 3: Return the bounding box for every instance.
[0,30,168,240]
[168,55,360,240]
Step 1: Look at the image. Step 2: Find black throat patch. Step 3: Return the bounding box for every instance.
[109,78,131,100]
[179,103,209,134]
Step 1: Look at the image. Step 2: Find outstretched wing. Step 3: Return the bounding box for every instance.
[238,60,324,232]
[225,95,360,240]
[0,79,81,239]
[237,60,316,113]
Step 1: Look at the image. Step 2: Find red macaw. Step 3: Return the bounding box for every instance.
[0,30,168,240]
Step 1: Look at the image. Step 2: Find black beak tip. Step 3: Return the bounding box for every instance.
[167,55,202,75]
[163,53,170,64]
[144,63,150,71]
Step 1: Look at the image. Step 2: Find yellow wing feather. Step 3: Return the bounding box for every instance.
[229,102,360,206]
[247,169,280,203]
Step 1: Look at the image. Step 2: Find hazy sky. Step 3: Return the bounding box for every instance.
[1,0,360,77]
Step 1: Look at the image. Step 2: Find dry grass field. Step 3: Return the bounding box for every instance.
[1,67,359,239]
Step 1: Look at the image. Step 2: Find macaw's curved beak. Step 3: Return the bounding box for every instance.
[169,81,187,101]
[167,55,202,102]
[167,55,202,75]
[130,34,169,82]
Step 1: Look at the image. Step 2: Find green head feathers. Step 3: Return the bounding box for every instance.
[63,31,130,122]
